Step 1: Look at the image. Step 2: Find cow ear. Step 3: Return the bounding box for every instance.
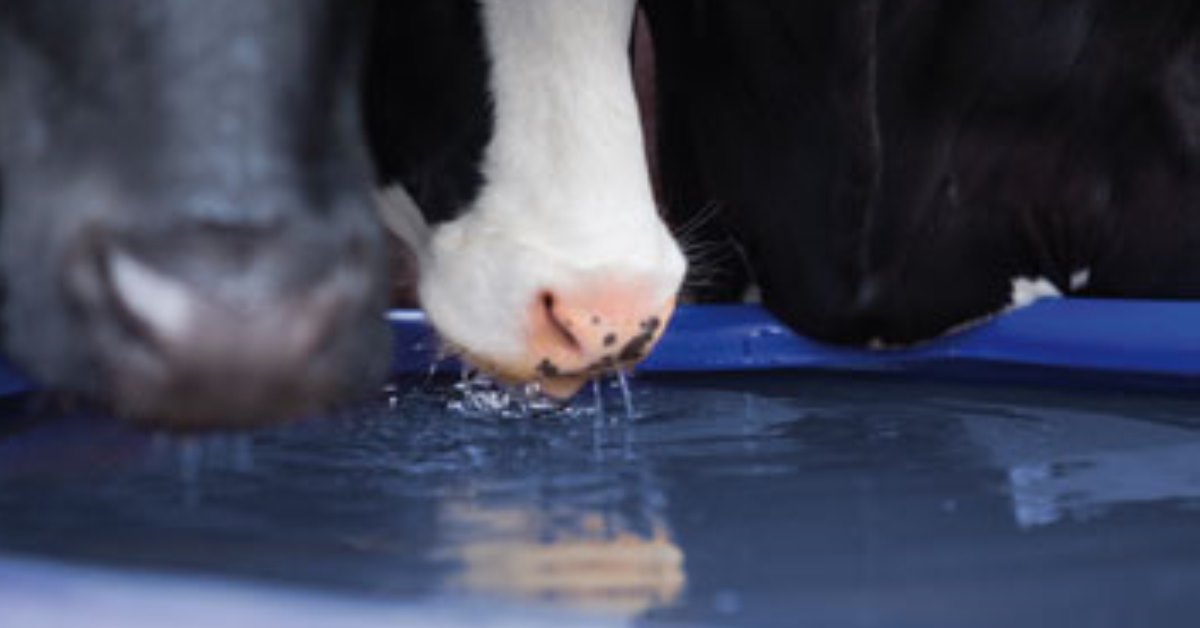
[376,184,432,261]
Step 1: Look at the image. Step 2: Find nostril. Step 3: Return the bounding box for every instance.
[540,290,582,352]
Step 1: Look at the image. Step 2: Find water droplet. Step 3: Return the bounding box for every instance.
[616,371,636,422]
[441,371,568,421]
[592,378,606,427]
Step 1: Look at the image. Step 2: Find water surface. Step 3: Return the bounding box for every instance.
[2,372,1199,626]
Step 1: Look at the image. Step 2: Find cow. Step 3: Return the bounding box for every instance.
[642,0,1200,346]
[0,0,392,428]
[367,0,687,397]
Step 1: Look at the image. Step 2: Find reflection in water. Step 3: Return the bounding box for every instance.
[1007,443,1200,528]
[430,376,692,617]
[2,374,1200,626]
[953,405,1200,529]
[441,503,684,616]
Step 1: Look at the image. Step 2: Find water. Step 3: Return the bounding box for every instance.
[616,370,636,421]
[2,373,1200,626]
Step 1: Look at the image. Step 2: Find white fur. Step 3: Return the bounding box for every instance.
[415,0,686,362]
[895,275,1064,348]
[1009,276,1062,309]
[1069,267,1091,292]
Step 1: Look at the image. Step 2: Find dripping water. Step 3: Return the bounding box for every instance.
[592,378,606,427]
[616,370,636,422]
[592,378,606,461]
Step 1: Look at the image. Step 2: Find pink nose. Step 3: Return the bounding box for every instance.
[455,279,677,398]
[519,280,676,397]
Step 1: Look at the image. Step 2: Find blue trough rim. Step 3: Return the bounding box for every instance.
[1,299,1198,397]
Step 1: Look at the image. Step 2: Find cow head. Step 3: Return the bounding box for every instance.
[371,0,686,398]
[0,0,391,428]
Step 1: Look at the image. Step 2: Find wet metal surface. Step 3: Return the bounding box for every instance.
[2,373,1200,626]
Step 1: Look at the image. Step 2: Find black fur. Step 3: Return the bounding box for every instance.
[645,0,1200,344]
[363,0,493,226]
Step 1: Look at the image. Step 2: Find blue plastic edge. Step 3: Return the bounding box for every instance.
[1,299,1197,397]
[393,300,1200,382]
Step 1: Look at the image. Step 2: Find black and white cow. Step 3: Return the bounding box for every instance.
[367,0,686,397]
[0,0,391,427]
[643,0,1200,346]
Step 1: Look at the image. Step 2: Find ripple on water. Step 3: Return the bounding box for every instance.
[5,374,1200,625]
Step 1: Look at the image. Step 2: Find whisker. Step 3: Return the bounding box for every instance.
[669,201,723,240]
